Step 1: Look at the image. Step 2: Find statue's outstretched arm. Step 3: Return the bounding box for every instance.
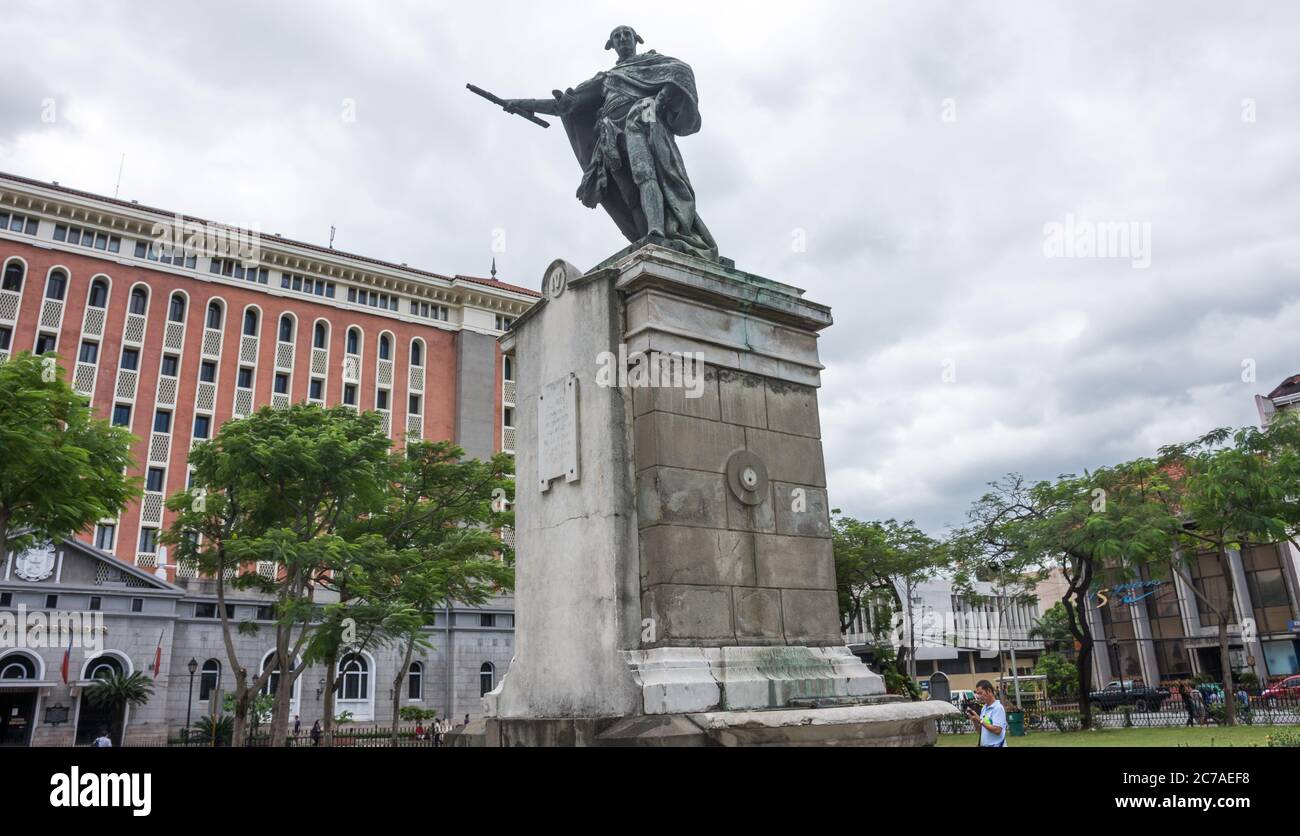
[507,75,602,117]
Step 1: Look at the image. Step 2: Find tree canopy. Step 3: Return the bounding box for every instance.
[0,351,138,551]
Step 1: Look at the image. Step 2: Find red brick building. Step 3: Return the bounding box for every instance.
[0,171,535,577]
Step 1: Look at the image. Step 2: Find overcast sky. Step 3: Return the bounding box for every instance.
[4,1,1299,535]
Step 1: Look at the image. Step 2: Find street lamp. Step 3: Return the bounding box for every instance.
[185,657,199,742]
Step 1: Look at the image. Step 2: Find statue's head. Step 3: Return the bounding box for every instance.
[605,25,643,60]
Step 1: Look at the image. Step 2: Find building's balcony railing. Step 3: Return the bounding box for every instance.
[202,327,222,358]
[163,320,185,352]
[156,374,178,407]
[123,312,146,345]
[0,288,20,322]
[81,304,106,338]
[141,491,165,526]
[73,361,97,396]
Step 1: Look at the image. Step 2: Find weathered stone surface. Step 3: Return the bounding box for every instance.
[643,584,735,644]
[636,467,728,530]
[690,701,958,747]
[622,645,886,714]
[717,369,767,428]
[630,354,720,421]
[772,483,832,538]
[754,534,836,590]
[489,266,642,721]
[765,378,820,438]
[732,587,784,644]
[641,525,755,587]
[634,410,745,473]
[595,714,715,746]
[724,482,775,532]
[745,427,826,487]
[621,647,720,714]
[781,589,841,644]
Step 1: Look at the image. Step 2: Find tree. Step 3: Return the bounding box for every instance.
[164,404,392,746]
[1035,652,1077,699]
[1148,414,1300,726]
[190,714,234,747]
[957,469,1172,729]
[0,351,138,551]
[84,671,154,745]
[343,440,515,745]
[1030,602,1075,655]
[832,515,947,698]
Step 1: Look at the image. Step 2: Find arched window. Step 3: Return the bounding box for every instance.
[337,653,369,700]
[0,654,37,680]
[199,659,221,701]
[407,662,423,700]
[479,662,495,697]
[259,652,299,701]
[243,309,259,337]
[378,334,391,361]
[1,260,23,292]
[503,356,514,381]
[410,341,422,367]
[278,315,293,343]
[168,293,186,323]
[85,654,125,681]
[346,328,359,355]
[206,301,223,330]
[129,287,148,316]
[313,322,327,349]
[45,269,67,301]
[87,278,109,308]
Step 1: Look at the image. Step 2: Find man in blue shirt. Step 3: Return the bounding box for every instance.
[965,680,1007,747]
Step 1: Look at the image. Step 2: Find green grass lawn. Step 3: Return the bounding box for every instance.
[935,724,1295,747]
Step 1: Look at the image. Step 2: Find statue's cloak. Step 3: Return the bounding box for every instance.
[559,51,717,259]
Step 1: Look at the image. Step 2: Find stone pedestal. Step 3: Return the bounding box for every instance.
[475,245,955,746]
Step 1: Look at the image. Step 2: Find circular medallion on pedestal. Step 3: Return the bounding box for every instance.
[726,450,770,506]
[543,259,575,299]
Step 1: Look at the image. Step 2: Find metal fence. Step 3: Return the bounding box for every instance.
[938,687,1300,735]
[125,724,453,747]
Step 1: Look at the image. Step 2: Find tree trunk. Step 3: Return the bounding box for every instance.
[1219,619,1237,726]
[390,640,415,745]
[1061,556,1095,730]
[321,646,340,747]
[1218,547,1238,727]
[231,685,249,747]
[267,634,294,747]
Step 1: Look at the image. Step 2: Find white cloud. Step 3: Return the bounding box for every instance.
[3,0,1298,533]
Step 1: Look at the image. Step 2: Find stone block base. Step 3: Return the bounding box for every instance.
[622,645,886,713]
[451,699,958,747]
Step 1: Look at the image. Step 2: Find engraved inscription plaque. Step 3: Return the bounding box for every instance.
[538,372,579,491]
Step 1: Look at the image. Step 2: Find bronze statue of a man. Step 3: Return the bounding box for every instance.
[503,26,719,261]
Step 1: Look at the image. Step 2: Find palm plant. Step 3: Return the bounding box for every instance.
[84,671,154,745]
[191,715,234,746]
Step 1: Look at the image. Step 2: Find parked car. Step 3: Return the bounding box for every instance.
[1089,680,1171,712]
[1262,675,1300,705]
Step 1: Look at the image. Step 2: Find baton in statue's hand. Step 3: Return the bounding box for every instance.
[466,83,550,128]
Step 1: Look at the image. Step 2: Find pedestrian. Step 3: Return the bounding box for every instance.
[464,713,470,727]
[92,728,113,748]
[310,719,322,747]
[1189,683,1207,726]
[293,715,301,736]
[965,679,1007,747]
[415,721,425,740]
[1179,681,1197,727]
